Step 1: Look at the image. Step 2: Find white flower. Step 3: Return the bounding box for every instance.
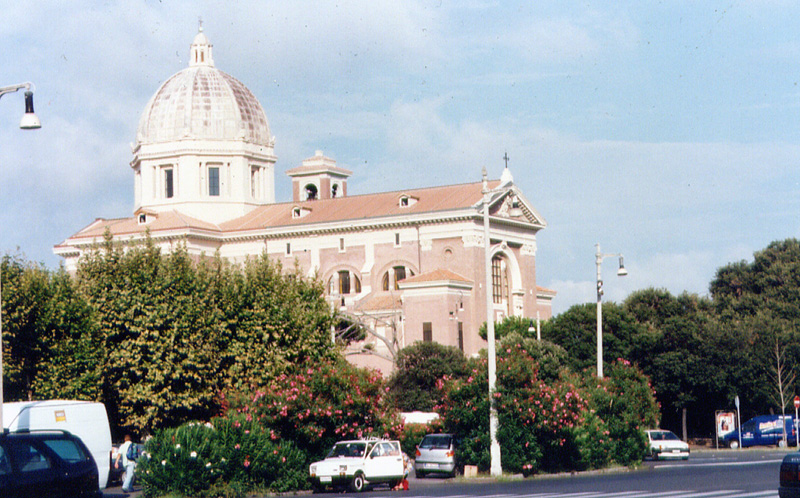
[161,460,167,466]
[206,462,212,468]
[190,451,198,458]
[175,444,181,449]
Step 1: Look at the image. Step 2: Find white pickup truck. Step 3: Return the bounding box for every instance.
[309,438,405,492]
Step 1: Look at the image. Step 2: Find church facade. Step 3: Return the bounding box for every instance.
[54,28,555,373]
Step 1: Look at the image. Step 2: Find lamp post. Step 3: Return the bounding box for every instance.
[482,168,501,476]
[481,165,522,476]
[0,81,41,431]
[595,243,627,378]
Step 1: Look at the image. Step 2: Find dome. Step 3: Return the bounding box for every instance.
[135,28,272,147]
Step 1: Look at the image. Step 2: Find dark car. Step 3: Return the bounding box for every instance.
[0,430,102,498]
[781,452,800,498]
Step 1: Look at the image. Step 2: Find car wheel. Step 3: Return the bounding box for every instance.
[729,441,739,449]
[350,472,366,492]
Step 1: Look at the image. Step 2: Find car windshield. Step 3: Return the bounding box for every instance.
[420,435,451,449]
[650,431,680,441]
[327,442,367,458]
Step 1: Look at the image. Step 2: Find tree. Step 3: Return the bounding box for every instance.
[1,255,100,403]
[77,238,222,433]
[386,341,469,411]
[478,315,538,341]
[216,255,337,391]
[541,302,643,374]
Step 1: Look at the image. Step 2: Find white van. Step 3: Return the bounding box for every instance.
[3,400,113,489]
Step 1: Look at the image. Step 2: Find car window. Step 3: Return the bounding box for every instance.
[0,445,11,475]
[11,442,52,472]
[327,442,366,458]
[43,438,89,463]
[384,442,400,456]
[420,435,452,449]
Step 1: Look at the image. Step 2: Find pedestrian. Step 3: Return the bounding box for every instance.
[114,434,137,493]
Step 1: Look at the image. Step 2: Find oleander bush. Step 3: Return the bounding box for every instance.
[436,335,659,475]
[137,415,307,498]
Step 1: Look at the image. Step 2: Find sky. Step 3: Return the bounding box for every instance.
[2,1,800,315]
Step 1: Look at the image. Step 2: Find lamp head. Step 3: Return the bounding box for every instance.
[19,91,41,130]
[617,256,628,277]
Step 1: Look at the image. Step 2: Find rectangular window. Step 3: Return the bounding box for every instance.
[394,233,400,246]
[458,322,464,351]
[338,270,351,295]
[492,257,507,304]
[339,238,345,252]
[208,166,220,196]
[286,242,291,256]
[250,166,259,198]
[423,322,432,342]
[394,266,406,290]
[164,168,174,198]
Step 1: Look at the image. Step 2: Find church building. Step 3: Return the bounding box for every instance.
[54,28,555,373]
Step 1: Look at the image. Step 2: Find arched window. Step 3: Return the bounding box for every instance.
[492,255,510,309]
[381,265,415,291]
[328,270,361,295]
[331,183,339,198]
[305,184,318,200]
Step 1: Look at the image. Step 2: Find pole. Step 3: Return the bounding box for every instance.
[595,244,604,378]
[0,273,3,431]
[735,395,741,450]
[794,396,800,447]
[482,168,502,476]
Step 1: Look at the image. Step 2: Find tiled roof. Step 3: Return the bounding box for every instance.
[353,293,402,312]
[219,180,501,233]
[400,269,472,285]
[60,178,545,244]
[56,211,221,244]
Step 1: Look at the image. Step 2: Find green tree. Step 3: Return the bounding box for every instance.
[386,341,469,411]
[709,239,800,421]
[2,254,53,400]
[77,238,222,433]
[541,302,644,374]
[216,255,336,391]
[478,315,538,341]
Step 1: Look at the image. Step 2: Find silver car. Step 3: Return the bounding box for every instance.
[414,433,456,478]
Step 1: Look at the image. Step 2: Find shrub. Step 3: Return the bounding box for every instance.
[436,340,659,475]
[227,358,400,462]
[138,415,307,498]
[572,359,659,468]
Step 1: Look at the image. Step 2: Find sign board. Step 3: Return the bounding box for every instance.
[717,411,736,438]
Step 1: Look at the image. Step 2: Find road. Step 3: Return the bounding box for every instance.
[102,448,787,498]
[342,449,786,498]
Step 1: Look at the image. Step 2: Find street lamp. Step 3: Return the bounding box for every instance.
[595,243,627,378]
[0,81,41,431]
[0,83,42,130]
[482,166,519,476]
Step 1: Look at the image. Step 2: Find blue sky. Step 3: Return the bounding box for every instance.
[2,1,799,314]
